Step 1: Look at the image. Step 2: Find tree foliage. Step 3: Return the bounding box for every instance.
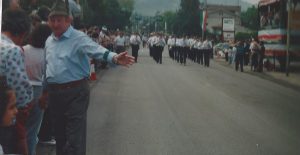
[2,0,134,30]
[173,0,201,36]
[156,0,201,36]
[235,32,257,41]
[241,6,259,31]
[83,0,134,30]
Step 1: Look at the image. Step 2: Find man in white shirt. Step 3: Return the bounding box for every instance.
[167,35,176,60]
[130,32,141,62]
[202,38,213,67]
[114,31,126,54]
[196,38,203,65]
[155,33,166,64]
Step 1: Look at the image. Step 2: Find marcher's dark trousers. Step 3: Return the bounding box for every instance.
[199,50,204,65]
[153,46,159,63]
[174,47,179,62]
[183,47,188,64]
[149,47,153,57]
[192,48,197,62]
[179,47,184,64]
[48,80,90,155]
[196,49,200,64]
[204,50,210,67]
[169,47,175,60]
[158,46,164,64]
[131,45,139,62]
[235,53,244,72]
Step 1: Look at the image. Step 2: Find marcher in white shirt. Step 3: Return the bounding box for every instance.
[202,38,213,67]
[114,31,126,54]
[155,33,166,64]
[130,33,142,62]
[167,36,176,60]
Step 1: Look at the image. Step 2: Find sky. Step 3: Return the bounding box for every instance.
[244,0,260,4]
[134,0,259,16]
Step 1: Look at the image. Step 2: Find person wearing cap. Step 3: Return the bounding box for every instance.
[44,1,134,155]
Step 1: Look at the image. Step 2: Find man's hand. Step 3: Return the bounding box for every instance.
[113,52,135,67]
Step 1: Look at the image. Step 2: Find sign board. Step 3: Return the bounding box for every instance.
[223,18,235,31]
[223,31,235,41]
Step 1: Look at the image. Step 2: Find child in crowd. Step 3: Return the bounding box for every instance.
[0,77,18,154]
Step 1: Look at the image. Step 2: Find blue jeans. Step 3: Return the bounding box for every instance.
[26,86,44,155]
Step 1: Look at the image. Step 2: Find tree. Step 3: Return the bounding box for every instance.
[161,11,177,34]
[241,6,259,30]
[173,0,201,36]
[83,0,133,30]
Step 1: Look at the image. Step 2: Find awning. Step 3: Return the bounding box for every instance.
[259,0,282,7]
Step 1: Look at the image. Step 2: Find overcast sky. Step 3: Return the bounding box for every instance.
[244,0,260,4]
[134,0,259,16]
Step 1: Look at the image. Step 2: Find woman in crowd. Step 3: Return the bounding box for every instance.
[23,23,52,155]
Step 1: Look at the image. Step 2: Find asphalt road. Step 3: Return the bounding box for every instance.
[38,48,300,155]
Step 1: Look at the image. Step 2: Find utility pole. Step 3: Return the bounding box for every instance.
[286,0,292,76]
[202,0,207,39]
[165,21,167,34]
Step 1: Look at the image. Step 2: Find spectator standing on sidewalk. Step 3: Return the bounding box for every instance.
[235,41,245,72]
[23,24,52,155]
[0,8,33,155]
[43,1,135,155]
[250,38,261,71]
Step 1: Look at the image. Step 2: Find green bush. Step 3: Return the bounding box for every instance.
[235,32,257,41]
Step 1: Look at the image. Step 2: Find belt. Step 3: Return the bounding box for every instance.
[48,78,87,90]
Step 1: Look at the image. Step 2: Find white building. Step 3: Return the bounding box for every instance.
[205,4,250,36]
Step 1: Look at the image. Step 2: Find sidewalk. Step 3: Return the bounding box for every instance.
[214,57,300,92]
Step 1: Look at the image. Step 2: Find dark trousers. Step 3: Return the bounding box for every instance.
[131,45,139,62]
[153,46,158,63]
[149,47,153,57]
[38,107,54,141]
[174,47,179,63]
[116,46,125,54]
[158,46,163,64]
[169,47,174,59]
[199,50,204,65]
[179,47,185,64]
[204,50,211,67]
[49,80,89,155]
[251,52,258,71]
[235,53,244,72]
[0,126,17,154]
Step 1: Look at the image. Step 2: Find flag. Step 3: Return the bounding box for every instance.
[200,10,208,33]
